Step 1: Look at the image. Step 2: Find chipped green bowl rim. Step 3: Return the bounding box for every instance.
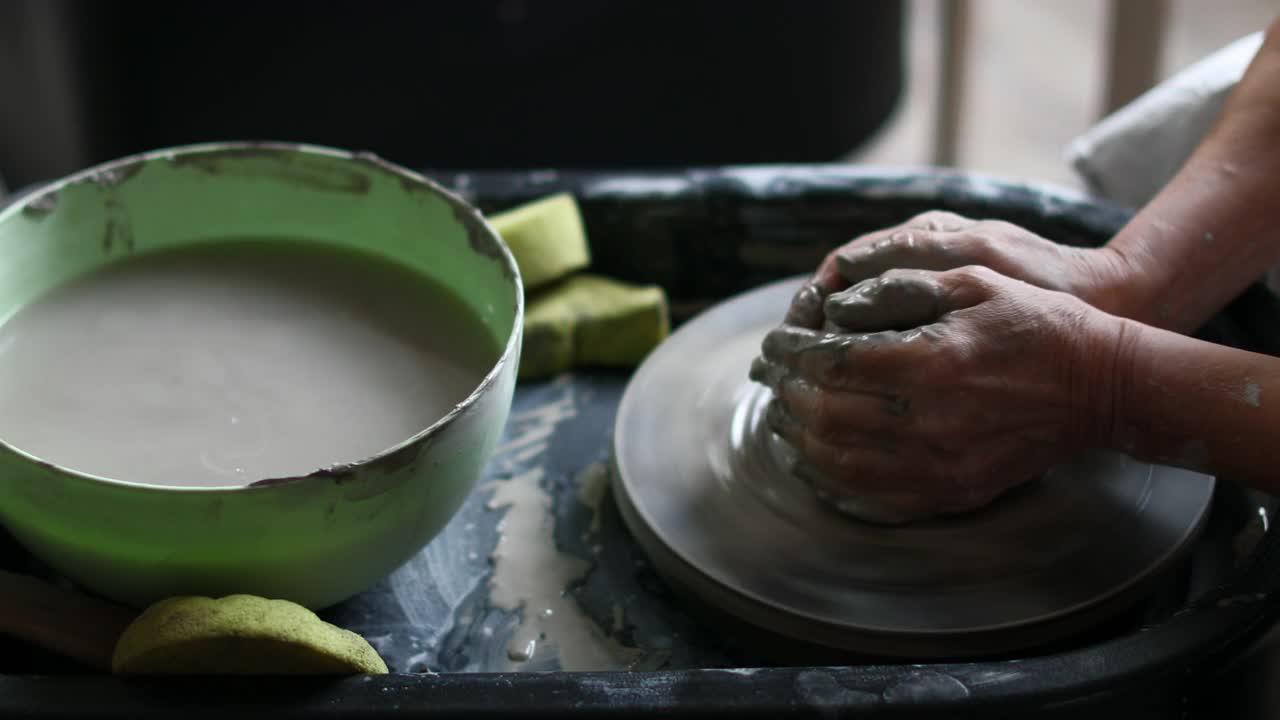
[0,141,525,494]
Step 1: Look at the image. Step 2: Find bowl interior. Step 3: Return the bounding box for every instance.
[0,143,521,482]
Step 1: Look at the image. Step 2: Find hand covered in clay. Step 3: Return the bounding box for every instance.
[785,211,1127,330]
[752,265,1127,524]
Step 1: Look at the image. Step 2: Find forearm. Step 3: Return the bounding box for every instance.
[1111,319,1280,490]
[1095,22,1280,334]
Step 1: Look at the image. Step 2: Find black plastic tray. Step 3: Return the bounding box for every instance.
[3,166,1280,718]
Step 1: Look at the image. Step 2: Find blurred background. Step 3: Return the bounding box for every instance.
[855,0,1278,187]
[1,0,1276,193]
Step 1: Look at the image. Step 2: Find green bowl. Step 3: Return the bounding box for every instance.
[0,143,523,609]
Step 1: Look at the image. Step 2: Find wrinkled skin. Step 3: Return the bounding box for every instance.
[752,243,1127,523]
[784,210,1128,330]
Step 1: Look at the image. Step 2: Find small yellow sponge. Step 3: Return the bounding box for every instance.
[520,274,670,380]
[489,193,591,291]
[111,594,388,675]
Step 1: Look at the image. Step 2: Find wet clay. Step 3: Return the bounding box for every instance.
[822,274,947,333]
[0,240,498,487]
[485,383,642,671]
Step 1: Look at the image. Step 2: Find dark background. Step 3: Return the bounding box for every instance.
[0,0,904,188]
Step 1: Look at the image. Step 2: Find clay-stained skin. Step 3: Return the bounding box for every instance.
[783,281,828,329]
[805,210,1102,324]
[757,321,933,391]
[748,317,943,526]
[750,264,1110,525]
[1243,381,1263,408]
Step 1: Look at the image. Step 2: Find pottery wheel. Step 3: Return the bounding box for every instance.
[611,276,1217,658]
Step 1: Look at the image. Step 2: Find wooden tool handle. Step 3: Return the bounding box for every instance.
[0,568,136,670]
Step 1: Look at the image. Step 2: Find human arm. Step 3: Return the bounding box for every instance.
[1111,320,1280,484]
[754,266,1280,520]
[1092,16,1280,333]
[788,18,1280,335]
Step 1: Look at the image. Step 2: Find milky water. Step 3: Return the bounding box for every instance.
[0,240,498,486]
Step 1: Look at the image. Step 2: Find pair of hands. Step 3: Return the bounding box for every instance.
[750,211,1137,522]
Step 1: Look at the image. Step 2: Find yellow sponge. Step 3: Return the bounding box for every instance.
[521,274,669,380]
[489,193,590,291]
[111,594,388,675]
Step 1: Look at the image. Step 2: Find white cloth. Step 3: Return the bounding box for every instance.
[1066,32,1264,209]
